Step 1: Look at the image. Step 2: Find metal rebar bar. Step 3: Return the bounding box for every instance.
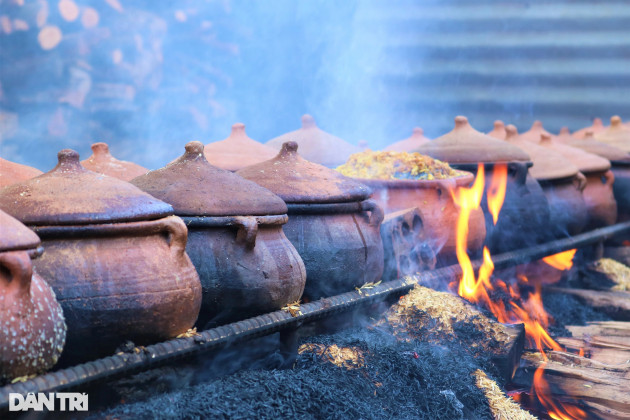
[2,220,629,409]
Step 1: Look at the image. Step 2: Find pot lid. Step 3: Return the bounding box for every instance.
[595,116,630,153]
[0,149,173,226]
[384,127,430,152]
[236,141,371,204]
[505,126,579,180]
[265,114,361,168]
[538,134,610,174]
[414,116,530,164]
[130,141,287,216]
[520,120,553,143]
[0,157,43,188]
[0,209,40,252]
[204,123,278,171]
[487,120,506,140]
[573,118,605,139]
[563,131,630,163]
[80,142,149,182]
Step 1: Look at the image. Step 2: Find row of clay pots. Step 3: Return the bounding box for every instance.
[0,142,149,188]
[487,117,630,224]
[0,141,385,371]
[0,151,202,365]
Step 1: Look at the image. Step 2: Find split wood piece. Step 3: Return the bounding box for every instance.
[568,321,630,338]
[556,337,630,366]
[380,207,436,281]
[492,323,526,383]
[547,287,630,320]
[513,351,630,419]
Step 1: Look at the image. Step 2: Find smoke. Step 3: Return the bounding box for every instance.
[2,1,629,172]
[1,0,392,170]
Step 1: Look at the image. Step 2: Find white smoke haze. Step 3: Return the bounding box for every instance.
[1,1,629,171]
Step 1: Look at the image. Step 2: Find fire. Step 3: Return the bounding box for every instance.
[542,249,577,271]
[452,164,585,419]
[533,364,586,420]
[452,163,487,303]
[487,163,508,225]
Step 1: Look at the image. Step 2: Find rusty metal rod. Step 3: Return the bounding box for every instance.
[2,220,630,409]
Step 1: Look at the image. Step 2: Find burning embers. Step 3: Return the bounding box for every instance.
[451,163,585,419]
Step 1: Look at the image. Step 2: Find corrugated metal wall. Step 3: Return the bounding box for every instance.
[358,0,630,137]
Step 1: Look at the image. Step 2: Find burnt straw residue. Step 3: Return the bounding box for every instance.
[90,328,496,419]
[542,292,611,337]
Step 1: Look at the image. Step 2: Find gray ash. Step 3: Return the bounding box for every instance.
[90,328,495,419]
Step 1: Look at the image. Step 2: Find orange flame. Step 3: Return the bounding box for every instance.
[452,164,585,419]
[542,249,576,271]
[452,163,487,303]
[487,163,508,225]
[533,364,586,420]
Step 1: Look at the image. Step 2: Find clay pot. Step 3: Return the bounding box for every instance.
[487,120,506,140]
[0,150,201,362]
[520,120,553,143]
[237,142,384,300]
[537,134,617,228]
[384,127,430,152]
[204,123,278,171]
[0,210,66,381]
[415,116,551,253]
[595,116,630,153]
[559,131,630,223]
[610,158,630,222]
[0,157,42,188]
[358,172,485,266]
[131,141,305,326]
[573,118,605,139]
[80,142,148,181]
[506,127,588,237]
[266,115,361,168]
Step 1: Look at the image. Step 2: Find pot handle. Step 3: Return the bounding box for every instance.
[574,172,587,192]
[509,162,528,186]
[0,251,32,298]
[604,170,615,188]
[234,216,258,249]
[160,216,189,256]
[361,199,385,226]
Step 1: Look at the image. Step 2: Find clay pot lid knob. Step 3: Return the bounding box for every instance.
[412,127,424,136]
[231,122,247,138]
[56,149,87,173]
[532,120,543,129]
[454,115,469,129]
[301,114,317,129]
[280,141,299,157]
[593,118,603,127]
[494,120,504,129]
[91,142,112,159]
[505,124,518,140]
[611,115,623,127]
[184,141,206,160]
